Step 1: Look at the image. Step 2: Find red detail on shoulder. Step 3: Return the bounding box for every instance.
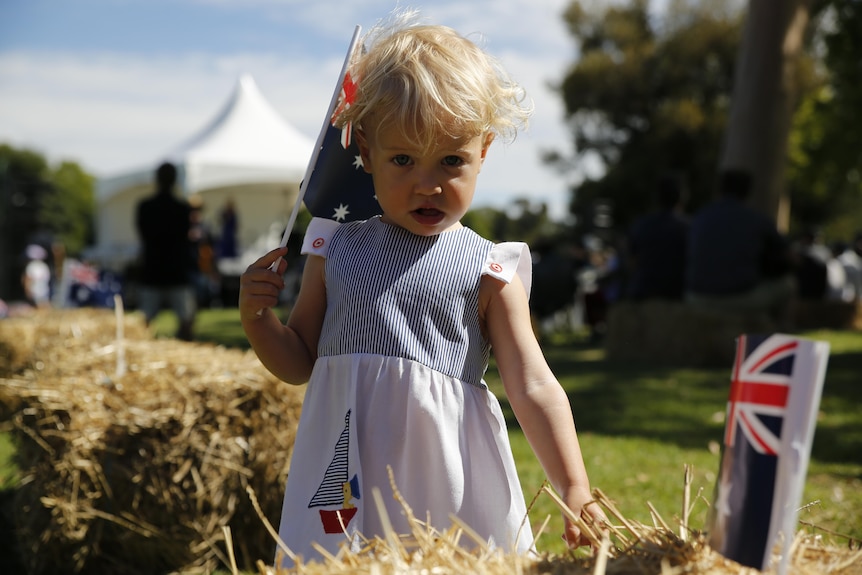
[489,262,503,273]
[312,237,325,249]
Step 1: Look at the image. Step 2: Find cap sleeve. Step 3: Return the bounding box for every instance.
[483,242,532,298]
[300,217,342,258]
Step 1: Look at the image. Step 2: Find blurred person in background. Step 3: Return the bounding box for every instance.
[794,228,847,302]
[834,236,862,302]
[22,243,51,308]
[685,169,794,325]
[188,194,221,308]
[627,173,689,301]
[135,162,196,340]
[218,198,239,259]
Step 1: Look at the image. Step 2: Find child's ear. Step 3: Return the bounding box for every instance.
[480,133,495,161]
[356,128,373,174]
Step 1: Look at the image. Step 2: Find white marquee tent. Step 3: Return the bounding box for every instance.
[93,74,314,272]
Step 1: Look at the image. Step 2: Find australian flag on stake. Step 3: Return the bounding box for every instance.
[708,333,829,574]
[275,26,379,252]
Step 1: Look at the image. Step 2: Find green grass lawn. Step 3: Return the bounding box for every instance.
[2,309,860,565]
[487,330,862,554]
[148,307,257,348]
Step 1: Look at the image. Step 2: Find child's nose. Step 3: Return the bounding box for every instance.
[414,170,442,195]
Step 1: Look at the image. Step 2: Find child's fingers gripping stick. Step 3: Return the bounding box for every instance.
[239,247,289,319]
[253,253,287,317]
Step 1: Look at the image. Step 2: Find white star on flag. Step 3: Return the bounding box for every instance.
[353,155,364,169]
[333,204,351,221]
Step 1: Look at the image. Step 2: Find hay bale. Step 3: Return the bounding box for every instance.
[0,308,150,378]
[4,310,860,574]
[792,299,862,331]
[0,309,304,574]
[252,484,862,575]
[0,317,37,377]
[605,301,775,367]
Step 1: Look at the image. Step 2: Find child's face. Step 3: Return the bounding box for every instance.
[357,123,493,236]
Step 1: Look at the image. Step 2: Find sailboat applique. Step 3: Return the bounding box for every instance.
[308,409,361,534]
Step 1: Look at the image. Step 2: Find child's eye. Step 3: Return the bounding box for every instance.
[442,155,463,167]
[392,154,411,166]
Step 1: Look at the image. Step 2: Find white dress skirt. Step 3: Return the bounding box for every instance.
[275,217,535,566]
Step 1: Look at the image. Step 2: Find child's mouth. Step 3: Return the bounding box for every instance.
[412,207,445,225]
[415,208,441,216]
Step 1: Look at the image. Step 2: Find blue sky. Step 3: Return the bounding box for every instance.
[1,0,602,218]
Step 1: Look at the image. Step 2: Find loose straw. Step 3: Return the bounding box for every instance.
[114,294,126,377]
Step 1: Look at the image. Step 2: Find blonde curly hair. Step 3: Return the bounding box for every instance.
[335,10,533,153]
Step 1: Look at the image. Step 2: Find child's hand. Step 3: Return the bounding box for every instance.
[561,489,608,550]
[238,247,289,321]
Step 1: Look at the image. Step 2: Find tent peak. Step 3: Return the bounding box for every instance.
[159,73,313,189]
[94,75,313,265]
[237,73,257,87]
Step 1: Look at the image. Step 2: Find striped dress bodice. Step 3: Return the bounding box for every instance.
[318,217,493,388]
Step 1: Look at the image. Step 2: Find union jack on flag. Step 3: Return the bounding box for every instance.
[67,260,100,287]
[60,259,123,309]
[723,336,797,456]
[708,333,829,574]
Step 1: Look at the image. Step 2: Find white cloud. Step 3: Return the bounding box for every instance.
[0,50,340,172]
[0,0,578,218]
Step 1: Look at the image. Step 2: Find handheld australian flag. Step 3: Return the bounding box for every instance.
[708,333,829,574]
[276,25,379,252]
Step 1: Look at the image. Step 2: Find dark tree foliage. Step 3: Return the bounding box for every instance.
[41,162,96,255]
[553,0,862,241]
[552,1,743,233]
[787,0,862,239]
[0,144,94,300]
[0,145,51,300]
[463,199,563,245]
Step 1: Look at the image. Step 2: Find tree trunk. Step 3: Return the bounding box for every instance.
[720,0,812,232]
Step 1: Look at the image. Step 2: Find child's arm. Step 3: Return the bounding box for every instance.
[239,247,327,384]
[481,273,607,548]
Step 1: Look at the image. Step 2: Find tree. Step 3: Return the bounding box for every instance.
[720,0,817,231]
[0,144,95,300]
[462,199,564,245]
[41,161,96,255]
[786,0,862,239]
[554,0,860,238]
[0,145,50,300]
[551,0,745,233]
